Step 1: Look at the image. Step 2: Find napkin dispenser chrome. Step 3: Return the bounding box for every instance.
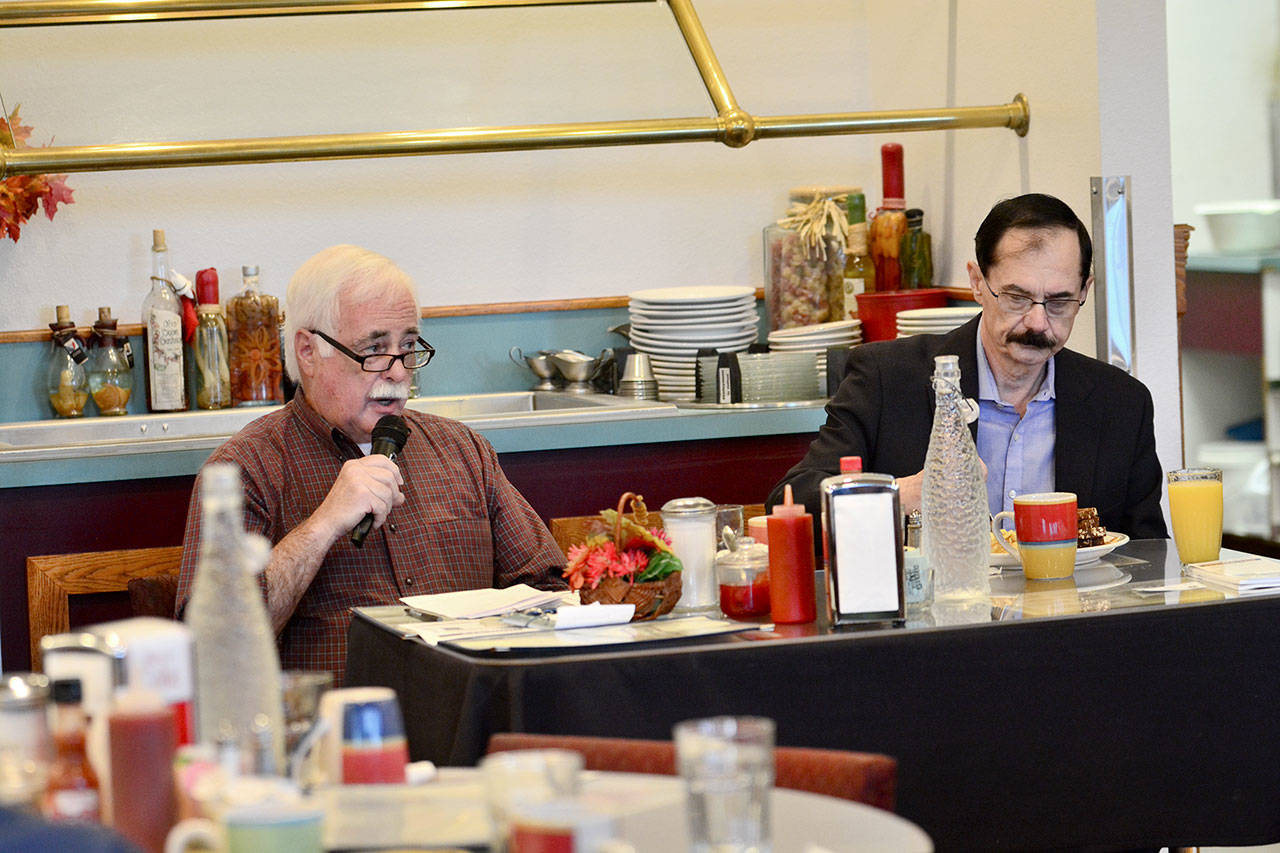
[820,471,905,624]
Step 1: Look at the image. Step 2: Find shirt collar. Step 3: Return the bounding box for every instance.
[290,386,364,460]
[974,317,1056,406]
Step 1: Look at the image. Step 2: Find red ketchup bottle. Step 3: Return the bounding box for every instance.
[767,484,817,623]
[108,689,177,853]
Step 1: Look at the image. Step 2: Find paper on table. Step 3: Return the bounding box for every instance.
[1185,557,1280,594]
[400,584,571,619]
[548,603,634,628]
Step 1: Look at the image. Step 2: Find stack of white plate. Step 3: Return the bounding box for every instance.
[895,305,981,338]
[765,320,862,387]
[628,285,759,402]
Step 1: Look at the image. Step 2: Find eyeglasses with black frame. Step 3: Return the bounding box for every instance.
[308,328,435,372]
[982,279,1086,319]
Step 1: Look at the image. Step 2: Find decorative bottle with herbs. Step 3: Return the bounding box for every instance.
[227,265,284,407]
[764,186,854,329]
[842,191,875,317]
[143,229,187,411]
[87,307,133,416]
[900,208,934,289]
[193,269,232,410]
[869,144,908,291]
[47,305,89,418]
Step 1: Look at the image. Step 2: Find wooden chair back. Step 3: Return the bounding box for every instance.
[486,732,898,811]
[27,546,183,671]
[549,503,766,555]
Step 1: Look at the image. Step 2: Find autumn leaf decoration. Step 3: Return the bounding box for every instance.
[0,105,74,242]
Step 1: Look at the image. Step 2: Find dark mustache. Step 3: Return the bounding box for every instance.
[1006,330,1056,349]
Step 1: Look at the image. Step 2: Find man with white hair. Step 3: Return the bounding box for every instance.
[175,245,565,684]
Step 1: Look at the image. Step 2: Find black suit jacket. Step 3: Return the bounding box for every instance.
[769,315,1168,544]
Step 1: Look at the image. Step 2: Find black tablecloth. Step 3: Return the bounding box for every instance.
[346,540,1280,852]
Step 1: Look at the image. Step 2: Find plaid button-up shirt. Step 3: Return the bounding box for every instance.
[176,388,566,684]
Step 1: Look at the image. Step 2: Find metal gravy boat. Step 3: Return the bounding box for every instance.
[509,346,560,391]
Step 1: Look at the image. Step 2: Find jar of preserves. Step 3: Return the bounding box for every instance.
[764,186,856,330]
[227,265,284,407]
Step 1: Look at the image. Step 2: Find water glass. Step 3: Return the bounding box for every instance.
[480,749,584,852]
[673,716,775,853]
[715,504,745,550]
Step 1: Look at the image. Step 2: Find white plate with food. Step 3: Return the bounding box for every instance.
[988,531,1130,569]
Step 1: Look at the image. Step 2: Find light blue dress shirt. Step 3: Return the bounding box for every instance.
[974,324,1056,518]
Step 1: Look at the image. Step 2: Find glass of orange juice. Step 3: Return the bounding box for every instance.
[1167,468,1223,564]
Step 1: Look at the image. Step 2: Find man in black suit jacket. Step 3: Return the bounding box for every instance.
[769,193,1168,545]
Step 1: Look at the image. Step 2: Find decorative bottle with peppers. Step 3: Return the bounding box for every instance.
[143,229,188,412]
[193,269,232,410]
[47,305,89,418]
[869,144,907,291]
[227,265,284,407]
[87,307,133,416]
[900,208,934,289]
[842,192,875,317]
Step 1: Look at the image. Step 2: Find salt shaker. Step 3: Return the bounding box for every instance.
[661,497,720,615]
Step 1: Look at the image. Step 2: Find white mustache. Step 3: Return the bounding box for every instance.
[368,380,411,401]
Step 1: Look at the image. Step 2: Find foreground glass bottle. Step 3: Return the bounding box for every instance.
[184,463,285,774]
[921,355,990,600]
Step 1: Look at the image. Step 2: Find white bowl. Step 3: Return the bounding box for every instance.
[1195,200,1280,253]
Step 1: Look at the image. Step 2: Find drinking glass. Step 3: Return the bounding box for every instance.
[715,505,745,550]
[1168,468,1223,564]
[673,716,774,853]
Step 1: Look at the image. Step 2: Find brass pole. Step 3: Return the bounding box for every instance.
[0,97,1029,177]
[664,0,738,116]
[0,0,649,27]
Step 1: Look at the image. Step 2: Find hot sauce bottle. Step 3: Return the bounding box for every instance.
[767,484,817,624]
[869,143,907,291]
[41,678,101,823]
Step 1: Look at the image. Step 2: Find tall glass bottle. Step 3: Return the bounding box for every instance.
[47,305,89,418]
[143,230,187,412]
[843,192,875,318]
[227,265,284,407]
[184,463,285,773]
[88,307,133,416]
[921,355,990,600]
[193,269,231,410]
[869,144,907,292]
[900,208,934,290]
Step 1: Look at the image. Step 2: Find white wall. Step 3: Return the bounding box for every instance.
[1167,0,1279,245]
[1,0,1184,476]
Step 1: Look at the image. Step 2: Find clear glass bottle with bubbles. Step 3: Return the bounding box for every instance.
[921,355,990,600]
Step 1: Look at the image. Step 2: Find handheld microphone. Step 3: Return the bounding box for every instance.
[350,414,410,547]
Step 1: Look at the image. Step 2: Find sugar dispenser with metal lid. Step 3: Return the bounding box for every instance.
[46,305,89,418]
[661,497,720,615]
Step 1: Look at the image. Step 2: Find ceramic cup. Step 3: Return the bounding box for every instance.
[991,491,1078,580]
[165,777,322,853]
[480,749,584,853]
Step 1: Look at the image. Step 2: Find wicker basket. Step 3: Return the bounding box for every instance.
[579,571,682,621]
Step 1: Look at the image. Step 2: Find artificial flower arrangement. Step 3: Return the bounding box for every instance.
[1,106,74,242]
[563,491,683,620]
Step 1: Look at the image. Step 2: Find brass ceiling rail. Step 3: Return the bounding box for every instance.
[0,0,1030,178]
[0,0,648,27]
